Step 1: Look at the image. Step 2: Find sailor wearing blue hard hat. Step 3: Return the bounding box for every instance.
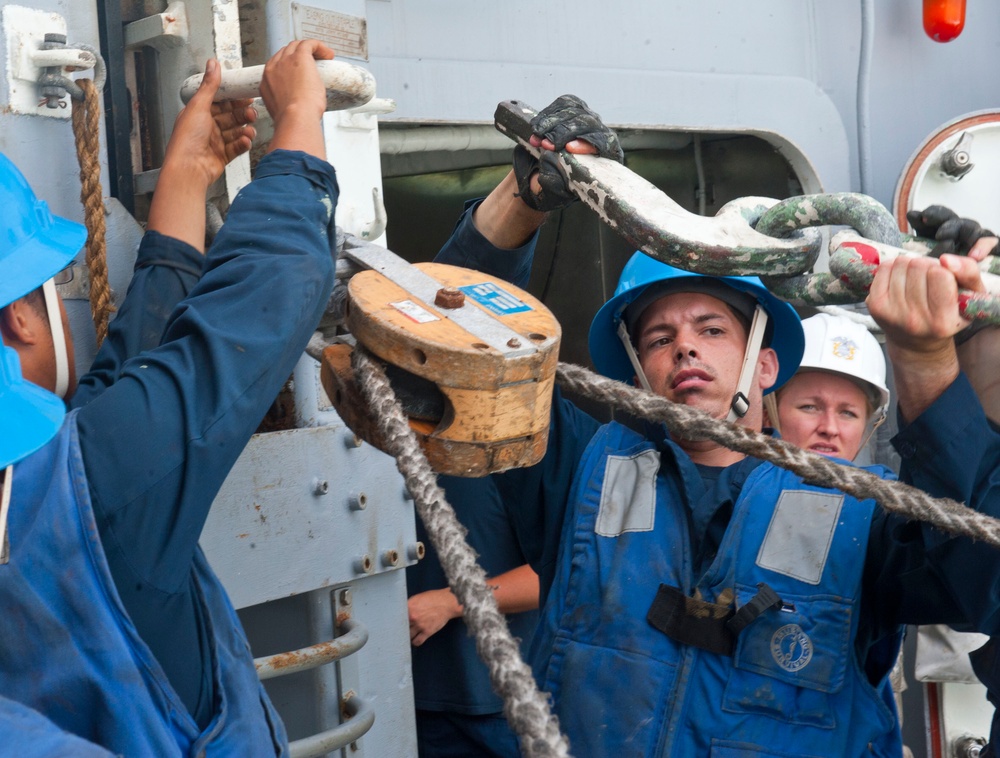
[589,250,804,427]
[426,91,1000,758]
[0,45,341,756]
[0,153,85,469]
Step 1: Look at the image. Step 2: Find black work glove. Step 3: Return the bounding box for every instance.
[512,94,624,212]
[906,205,998,257]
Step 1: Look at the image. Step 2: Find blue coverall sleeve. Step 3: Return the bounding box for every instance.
[76,150,338,592]
[71,231,204,407]
[432,200,600,601]
[0,696,116,758]
[434,199,535,288]
[868,372,1000,633]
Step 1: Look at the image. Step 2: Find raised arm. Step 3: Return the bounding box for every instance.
[77,39,337,600]
[73,59,257,405]
[866,251,1000,633]
[438,94,619,269]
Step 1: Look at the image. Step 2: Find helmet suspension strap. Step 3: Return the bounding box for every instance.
[857,408,888,453]
[617,320,653,392]
[0,466,11,564]
[41,278,69,399]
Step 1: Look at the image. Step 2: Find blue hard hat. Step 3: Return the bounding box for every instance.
[588,252,805,392]
[0,153,86,309]
[0,344,65,468]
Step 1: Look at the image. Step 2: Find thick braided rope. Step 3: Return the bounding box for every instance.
[557,361,1000,547]
[72,78,114,346]
[351,348,571,758]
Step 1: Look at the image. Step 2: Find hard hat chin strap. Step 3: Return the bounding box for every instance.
[41,278,69,399]
[617,320,653,392]
[726,304,768,423]
[0,465,11,564]
[618,305,770,417]
[857,409,888,454]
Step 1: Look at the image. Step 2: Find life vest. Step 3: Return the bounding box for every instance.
[534,420,901,757]
[0,413,287,756]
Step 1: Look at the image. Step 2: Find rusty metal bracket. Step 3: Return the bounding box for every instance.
[253,616,368,681]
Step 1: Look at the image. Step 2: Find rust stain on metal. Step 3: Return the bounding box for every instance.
[257,639,354,675]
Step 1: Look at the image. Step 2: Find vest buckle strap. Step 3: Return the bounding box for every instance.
[646,582,783,656]
[725,582,783,636]
[646,584,737,656]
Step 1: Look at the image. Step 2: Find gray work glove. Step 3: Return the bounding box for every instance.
[513,94,624,212]
[906,205,998,257]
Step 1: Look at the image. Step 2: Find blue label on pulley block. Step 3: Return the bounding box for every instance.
[459,282,531,316]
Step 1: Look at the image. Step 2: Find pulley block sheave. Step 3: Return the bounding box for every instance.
[321,258,561,477]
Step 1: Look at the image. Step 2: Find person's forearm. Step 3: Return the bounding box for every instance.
[957,326,1000,424]
[146,163,210,253]
[438,564,540,618]
[487,564,539,615]
[471,171,547,250]
[887,341,959,422]
[78,153,338,589]
[887,372,1000,632]
[268,105,326,159]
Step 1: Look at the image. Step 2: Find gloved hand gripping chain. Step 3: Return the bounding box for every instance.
[496,100,1000,324]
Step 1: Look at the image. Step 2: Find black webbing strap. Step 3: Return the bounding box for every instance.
[726,583,782,636]
[646,585,736,656]
[647,582,783,656]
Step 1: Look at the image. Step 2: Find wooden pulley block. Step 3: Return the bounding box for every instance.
[320,261,561,477]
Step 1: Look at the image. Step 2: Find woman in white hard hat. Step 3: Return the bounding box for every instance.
[765,311,889,463]
[765,311,916,757]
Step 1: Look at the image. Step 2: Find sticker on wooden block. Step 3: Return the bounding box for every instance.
[391,300,439,324]
[460,283,532,316]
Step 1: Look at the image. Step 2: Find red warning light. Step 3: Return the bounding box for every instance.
[923,0,966,42]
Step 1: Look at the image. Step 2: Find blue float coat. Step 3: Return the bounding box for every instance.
[6,418,289,755]
[435,199,1000,754]
[3,150,337,747]
[0,696,116,757]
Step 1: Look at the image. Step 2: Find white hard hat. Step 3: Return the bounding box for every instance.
[797,313,890,420]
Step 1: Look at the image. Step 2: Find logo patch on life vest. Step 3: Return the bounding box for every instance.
[770,624,813,672]
[831,337,858,361]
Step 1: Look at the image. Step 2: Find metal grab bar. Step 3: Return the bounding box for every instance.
[179,59,375,112]
[288,693,375,758]
[254,617,368,681]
